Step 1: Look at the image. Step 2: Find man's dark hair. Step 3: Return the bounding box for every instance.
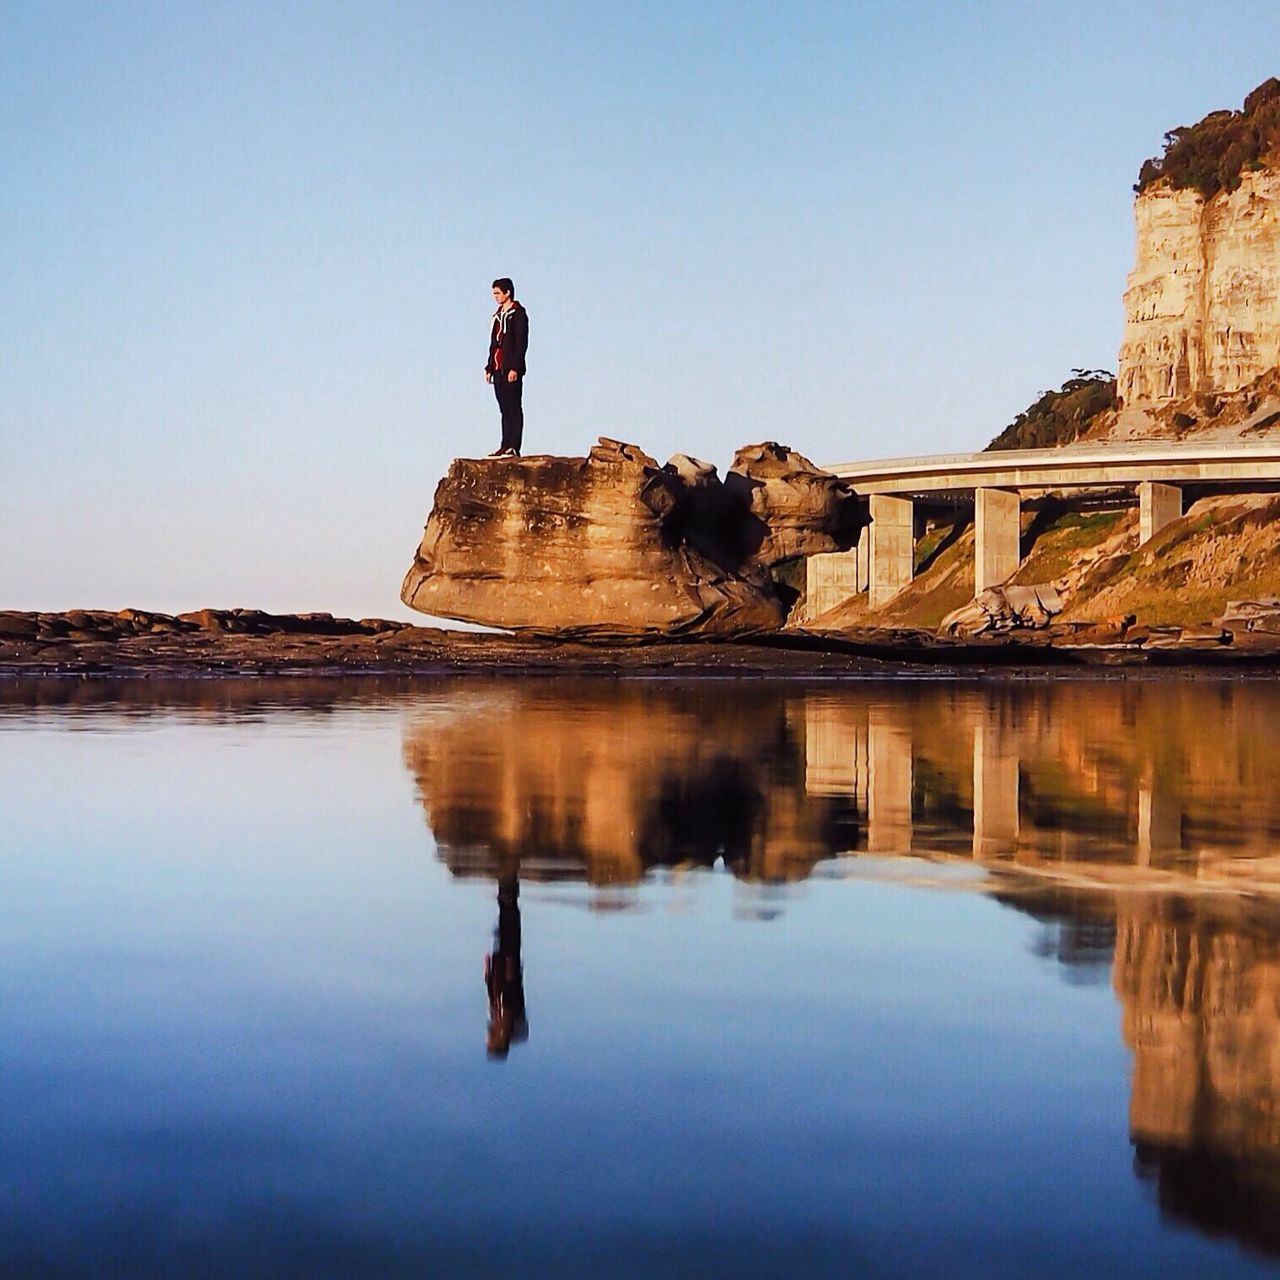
[492,277,515,297]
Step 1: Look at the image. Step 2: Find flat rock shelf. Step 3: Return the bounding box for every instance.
[3,610,1280,678]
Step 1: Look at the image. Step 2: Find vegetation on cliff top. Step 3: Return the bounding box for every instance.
[1136,77,1280,198]
[985,371,1115,452]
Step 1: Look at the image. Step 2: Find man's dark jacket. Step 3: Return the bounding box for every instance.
[486,302,529,377]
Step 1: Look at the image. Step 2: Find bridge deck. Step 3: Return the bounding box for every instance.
[825,441,1280,497]
[808,440,1280,613]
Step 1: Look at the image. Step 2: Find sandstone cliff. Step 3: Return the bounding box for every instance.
[1118,168,1280,409]
[401,439,867,638]
[880,83,1280,635]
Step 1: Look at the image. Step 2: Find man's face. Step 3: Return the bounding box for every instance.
[492,286,511,307]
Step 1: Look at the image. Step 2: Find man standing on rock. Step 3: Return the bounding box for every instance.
[485,277,528,457]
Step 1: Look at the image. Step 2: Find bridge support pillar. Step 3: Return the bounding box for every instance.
[805,532,870,618]
[1139,481,1182,544]
[975,488,1021,593]
[868,495,915,609]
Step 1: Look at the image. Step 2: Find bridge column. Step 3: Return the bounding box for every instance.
[805,534,869,617]
[974,488,1021,593]
[868,495,914,608]
[1139,481,1182,544]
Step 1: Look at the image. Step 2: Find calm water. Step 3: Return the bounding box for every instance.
[4,675,1280,1278]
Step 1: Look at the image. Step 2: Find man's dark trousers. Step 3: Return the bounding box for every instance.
[494,374,523,453]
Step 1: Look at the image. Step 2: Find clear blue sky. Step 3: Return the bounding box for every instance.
[2,1,1275,618]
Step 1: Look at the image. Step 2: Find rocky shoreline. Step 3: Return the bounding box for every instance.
[2,608,1279,679]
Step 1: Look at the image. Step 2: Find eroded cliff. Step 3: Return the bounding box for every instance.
[1118,169,1280,408]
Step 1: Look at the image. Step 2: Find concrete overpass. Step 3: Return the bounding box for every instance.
[808,440,1280,613]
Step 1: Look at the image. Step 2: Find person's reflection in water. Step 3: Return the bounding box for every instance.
[484,876,528,1059]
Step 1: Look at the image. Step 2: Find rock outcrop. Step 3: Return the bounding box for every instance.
[0,607,409,643]
[937,583,1063,638]
[400,438,867,637]
[1119,167,1280,408]
[1218,596,1280,636]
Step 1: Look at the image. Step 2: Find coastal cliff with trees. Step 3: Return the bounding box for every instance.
[806,79,1280,640]
[990,77,1280,453]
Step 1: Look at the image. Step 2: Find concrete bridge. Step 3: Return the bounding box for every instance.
[807,440,1280,614]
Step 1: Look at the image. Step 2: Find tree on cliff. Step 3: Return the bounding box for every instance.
[985,371,1115,452]
[1137,77,1280,199]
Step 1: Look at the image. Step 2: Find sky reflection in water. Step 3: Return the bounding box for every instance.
[2,676,1280,1279]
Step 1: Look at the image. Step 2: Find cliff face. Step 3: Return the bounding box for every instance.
[1119,169,1280,407]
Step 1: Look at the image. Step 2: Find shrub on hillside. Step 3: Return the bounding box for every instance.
[985,371,1116,452]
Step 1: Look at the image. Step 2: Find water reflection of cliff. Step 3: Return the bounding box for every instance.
[1117,895,1280,1255]
[987,881,1280,1256]
[403,678,1280,1257]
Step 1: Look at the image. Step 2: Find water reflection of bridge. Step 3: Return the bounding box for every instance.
[811,685,1280,881]
[403,680,1280,1258]
[405,682,1280,890]
[805,695,1186,867]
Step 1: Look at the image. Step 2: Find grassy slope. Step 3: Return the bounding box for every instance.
[1063,494,1280,626]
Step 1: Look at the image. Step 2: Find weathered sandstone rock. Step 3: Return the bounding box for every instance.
[400,438,867,637]
[1119,169,1280,407]
[1217,597,1280,637]
[938,584,1063,638]
[726,442,869,566]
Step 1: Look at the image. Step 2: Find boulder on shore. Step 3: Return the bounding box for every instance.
[400,439,868,638]
[939,584,1064,638]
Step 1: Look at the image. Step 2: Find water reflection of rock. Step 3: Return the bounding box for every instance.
[402,684,860,887]
[409,681,1280,891]
[404,679,1280,893]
